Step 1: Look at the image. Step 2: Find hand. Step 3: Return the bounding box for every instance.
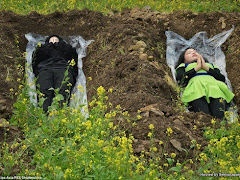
[201,57,209,71]
[194,54,202,72]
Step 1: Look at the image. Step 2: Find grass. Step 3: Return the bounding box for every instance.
[0,0,240,15]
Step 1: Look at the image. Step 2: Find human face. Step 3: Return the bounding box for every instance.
[49,36,59,44]
[184,48,199,63]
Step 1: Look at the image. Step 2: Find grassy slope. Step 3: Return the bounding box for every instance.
[0,0,240,14]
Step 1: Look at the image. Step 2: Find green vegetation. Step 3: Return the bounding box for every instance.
[1,0,240,179]
[0,0,240,14]
[0,77,194,179]
[1,68,239,179]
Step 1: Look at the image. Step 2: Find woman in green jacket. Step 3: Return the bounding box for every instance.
[175,48,234,119]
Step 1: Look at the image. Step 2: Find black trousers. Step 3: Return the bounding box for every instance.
[36,69,75,112]
[189,97,225,119]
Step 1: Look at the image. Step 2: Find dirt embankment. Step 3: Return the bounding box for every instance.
[0,8,240,161]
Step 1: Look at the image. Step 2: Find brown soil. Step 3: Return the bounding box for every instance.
[0,8,240,167]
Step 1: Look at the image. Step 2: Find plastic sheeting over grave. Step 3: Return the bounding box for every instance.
[25,33,93,118]
[165,26,238,121]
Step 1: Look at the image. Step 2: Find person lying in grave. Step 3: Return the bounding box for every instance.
[32,35,78,112]
[175,47,234,119]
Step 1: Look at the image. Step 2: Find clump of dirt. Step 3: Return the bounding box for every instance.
[0,8,240,165]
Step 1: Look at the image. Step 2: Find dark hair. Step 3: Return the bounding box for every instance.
[175,47,209,69]
[175,47,191,69]
[45,35,63,43]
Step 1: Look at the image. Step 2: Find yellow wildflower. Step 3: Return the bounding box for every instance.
[116,105,121,110]
[152,147,157,152]
[149,170,155,176]
[97,86,105,96]
[109,122,113,128]
[149,124,154,130]
[163,163,168,167]
[148,132,152,137]
[237,141,240,149]
[199,153,208,162]
[77,85,83,89]
[108,88,113,93]
[171,153,176,158]
[176,162,181,166]
[137,114,142,120]
[62,118,67,123]
[196,144,201,150]
[23,52,27,58]
[69,59,76,66]
[166,127,173,136]
[211,119,216,124]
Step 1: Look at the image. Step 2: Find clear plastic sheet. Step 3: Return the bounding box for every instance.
[165,26,238,121]
[25,33,93,118]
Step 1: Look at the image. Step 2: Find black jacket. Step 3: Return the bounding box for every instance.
[32,40,78,78]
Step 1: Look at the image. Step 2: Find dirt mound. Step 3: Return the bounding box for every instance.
[0,8,240,162]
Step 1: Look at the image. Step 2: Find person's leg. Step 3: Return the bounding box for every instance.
[209,98,225,119]
[53,69,75,106]
[36,69,54,112]
[189,97,210,115]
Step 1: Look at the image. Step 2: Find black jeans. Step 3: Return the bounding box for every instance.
[189,97,226,119]
[36,69,75,112]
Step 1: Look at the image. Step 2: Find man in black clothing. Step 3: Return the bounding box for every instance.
[32,35,78,112]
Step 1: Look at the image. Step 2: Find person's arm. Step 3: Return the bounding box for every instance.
[32,43,52,75]
[176,58,202,87]
[201,59,226,82]
[62,43,79,77]
[208,68,225,82]
[32,46,42,74]
[176,67,197,87]
[32,43,52,63]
